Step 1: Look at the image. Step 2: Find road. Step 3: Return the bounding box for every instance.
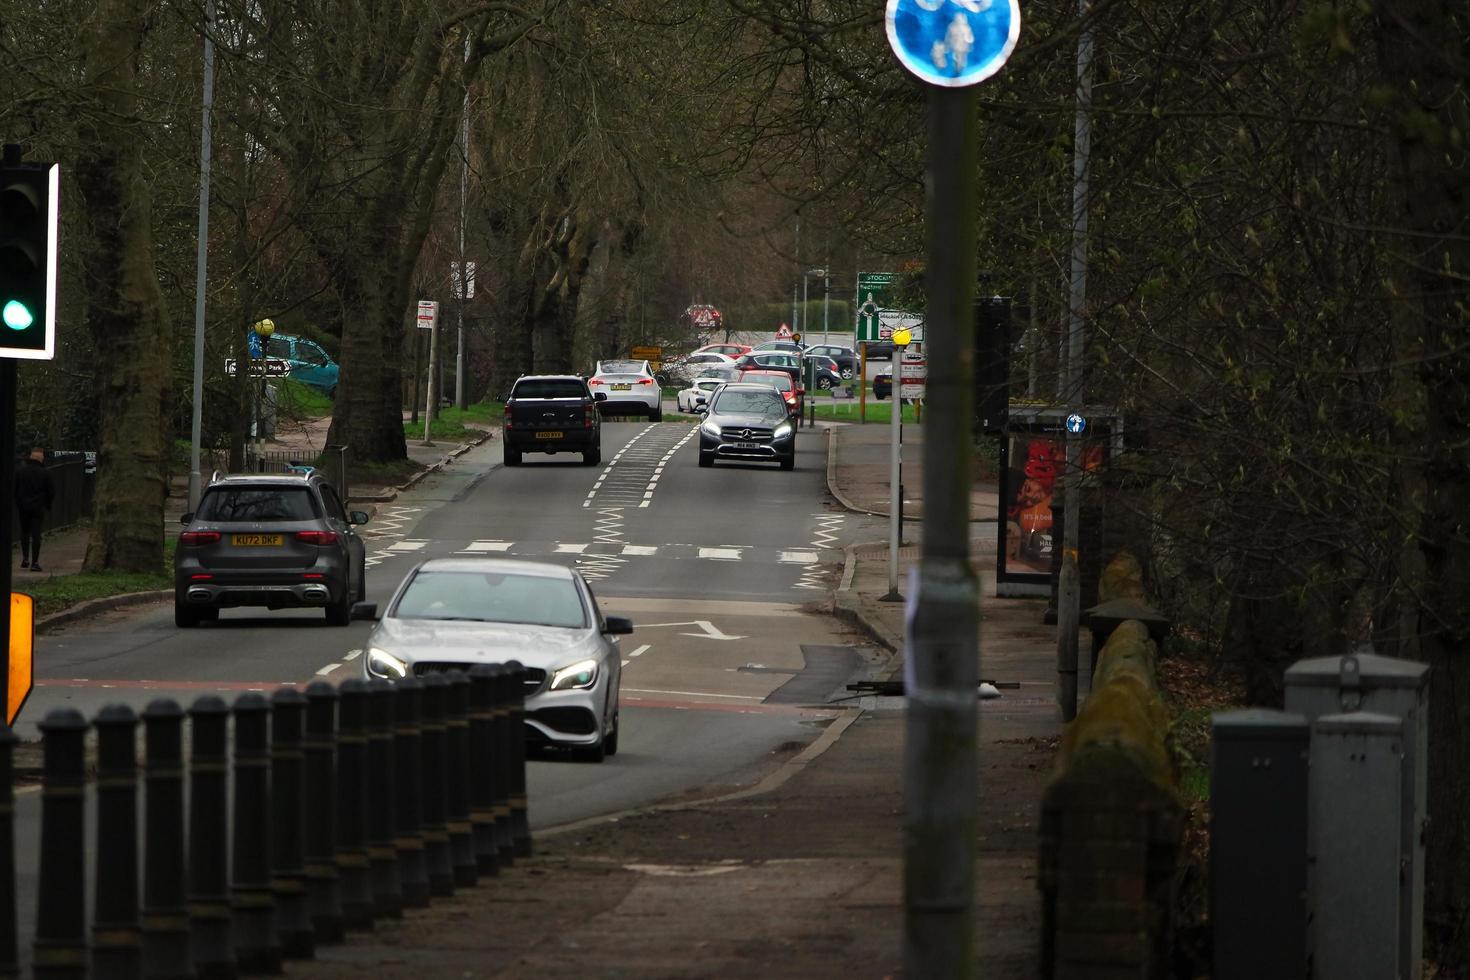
[14,419,882,957]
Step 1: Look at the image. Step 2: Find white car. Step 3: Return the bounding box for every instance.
[677,375,729,413]
[660,351,735,387]
[589,359,662,420]
[356,557,630,762]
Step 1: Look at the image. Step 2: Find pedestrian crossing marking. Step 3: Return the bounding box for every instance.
[387,540,428,552]
[699,547,742,561]
[555,543,588,554]
[621,545,658,556]
[459,541,513,552]
[779,551,820,564]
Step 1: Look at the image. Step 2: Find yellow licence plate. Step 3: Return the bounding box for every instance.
[232,534,283,546]
[535,431,564,440]
[612,383,631,391]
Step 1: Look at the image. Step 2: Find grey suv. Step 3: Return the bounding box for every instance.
[696,383,796,470]
[174,473,369,627]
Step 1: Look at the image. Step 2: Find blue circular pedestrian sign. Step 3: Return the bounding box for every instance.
[886,0,1021,88]
[1066,413,1086,434]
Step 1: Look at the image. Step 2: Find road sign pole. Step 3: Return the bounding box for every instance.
[0,360,13,722]
[904,84,981,980]
[423,315,438,447]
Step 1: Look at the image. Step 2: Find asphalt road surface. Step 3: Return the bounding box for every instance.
[15,419,881,958]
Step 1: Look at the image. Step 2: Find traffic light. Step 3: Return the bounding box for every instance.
[0,162,58,359]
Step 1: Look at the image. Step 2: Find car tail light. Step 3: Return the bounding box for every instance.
[180,531,221,546]
[637,378,654,386]
[584,404,596,428]
[295,530,339,546]
[302,573,325,579]
[588,378,604,386]
[504,404,513,425]
[189,574,213,581]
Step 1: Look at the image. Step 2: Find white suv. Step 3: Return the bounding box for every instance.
[589,360,662,421]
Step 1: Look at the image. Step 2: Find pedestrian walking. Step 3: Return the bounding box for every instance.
[14,447,54,572]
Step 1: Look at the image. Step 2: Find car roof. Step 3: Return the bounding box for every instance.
[515,374,585,382]
[411,556,577,579]
[739,369,792,380]
[207,474,316,487]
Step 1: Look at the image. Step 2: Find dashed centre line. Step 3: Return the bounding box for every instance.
[583,423,699,508]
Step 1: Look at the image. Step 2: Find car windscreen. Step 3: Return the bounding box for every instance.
[713,390,788,418]
[513,379,586,398]
[197,486,319,522]
[393,569,588,628]
[598,375,648,383]
[745,373,793,390]
[598,361,644,374]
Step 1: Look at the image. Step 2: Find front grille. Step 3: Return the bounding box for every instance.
[719,426,773,442]
[527,706,597,735]
[411,663,547,698]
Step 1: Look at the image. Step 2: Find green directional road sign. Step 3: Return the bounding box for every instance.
[856,272,900,343]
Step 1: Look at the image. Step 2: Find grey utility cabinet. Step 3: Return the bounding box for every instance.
[1309,712,1404,980]
[1210,709,1309,980]
[1284,652,1429,980]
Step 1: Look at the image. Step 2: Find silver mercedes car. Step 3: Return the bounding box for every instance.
[355,557,630,762]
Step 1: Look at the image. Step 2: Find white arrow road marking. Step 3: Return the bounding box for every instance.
[635,620,747,641]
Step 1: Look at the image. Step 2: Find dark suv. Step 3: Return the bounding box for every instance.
[502,375,604,465]
[697,383,796,470]
[174,473,369,627]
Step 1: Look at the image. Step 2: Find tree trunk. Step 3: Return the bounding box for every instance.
[73,0,172,574]
[1373,0,1470,968]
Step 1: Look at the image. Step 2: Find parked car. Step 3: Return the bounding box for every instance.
[657,351,735,387]
[874,372,892,399]
[677,375,729,413]
[354,557,631,762]
[738,368,803,419]
[732,351,803,383]
[863,340,895,362]
[696,383,797,470]
[753,340,806,354]
[802,354,843,390]
[588,360,662,420]
[502,374,602,466]
[805,344,858,379]
[174,472,369,627]
[265,334,341,397]
[691,343,751,359]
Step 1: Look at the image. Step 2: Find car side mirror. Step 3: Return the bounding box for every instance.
[351,602,379,622]
[348,510,370,525]
[594,391,608,401]
[604,615,634,635]
[695,404,708,414]
[180,512,194,525]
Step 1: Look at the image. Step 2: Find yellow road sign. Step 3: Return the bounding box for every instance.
[8,593,33,725]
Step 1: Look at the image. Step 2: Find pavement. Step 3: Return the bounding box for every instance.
[15,412,1066,978]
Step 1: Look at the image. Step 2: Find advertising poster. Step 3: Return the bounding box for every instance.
[996,420,1111,590]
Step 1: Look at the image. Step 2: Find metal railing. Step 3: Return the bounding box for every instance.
[3,663,531,978]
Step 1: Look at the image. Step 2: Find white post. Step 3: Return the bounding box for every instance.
[455,35,469,410]
[885,346,904,600]
[422,313,438,446]
[822,267,830,345]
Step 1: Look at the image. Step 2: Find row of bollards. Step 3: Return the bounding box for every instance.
[1,661,530,979]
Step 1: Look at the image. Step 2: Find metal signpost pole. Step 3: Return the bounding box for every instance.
[885,1,1019,976]
[823,267,830,346]
[423,310,438,447]
[1057,0,1094,722]
[0,361,13,718]
[884,337,905,602]
[187,0,216,512]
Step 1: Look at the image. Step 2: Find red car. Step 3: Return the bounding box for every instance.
[739,368,804,420]
[693,343,751,359]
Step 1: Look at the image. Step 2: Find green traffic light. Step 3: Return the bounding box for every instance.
[2,299,34,331]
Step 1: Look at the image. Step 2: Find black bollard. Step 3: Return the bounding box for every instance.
[93,705,141,980]
[303,682,347,941]
[503,661,533,858]
[490,665,515,868]
[231,693,281,975]
[418,674,454,898]
[392,678,429,908]
[363,680,402,919]
[0,722,16,979]
[189,696,236,979]
[330,681,371,931]
[443,672,478,888]
[269,688,312,961]
[465,666,499,877]
[34,708,88,980]
[141,700,191,980]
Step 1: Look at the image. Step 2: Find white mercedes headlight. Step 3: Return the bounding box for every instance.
[549,658,599,691]
[366,648,408,679]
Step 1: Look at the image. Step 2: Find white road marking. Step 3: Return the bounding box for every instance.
[316,663,343,676]
[555,543,588,554]
[699,547,742,561]
[344,650,362,661]
[624,688,763,701]
[387,540,427,552]
[637,620,747,641]
[779,551,820,564]
[461,540,513,552]
[621,545,658,556]
[621,643,652,667]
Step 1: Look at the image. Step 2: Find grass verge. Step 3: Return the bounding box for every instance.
[813,401,919,424]
[22,567,172,619]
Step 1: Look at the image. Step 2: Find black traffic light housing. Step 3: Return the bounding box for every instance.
[0,153,58,360]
